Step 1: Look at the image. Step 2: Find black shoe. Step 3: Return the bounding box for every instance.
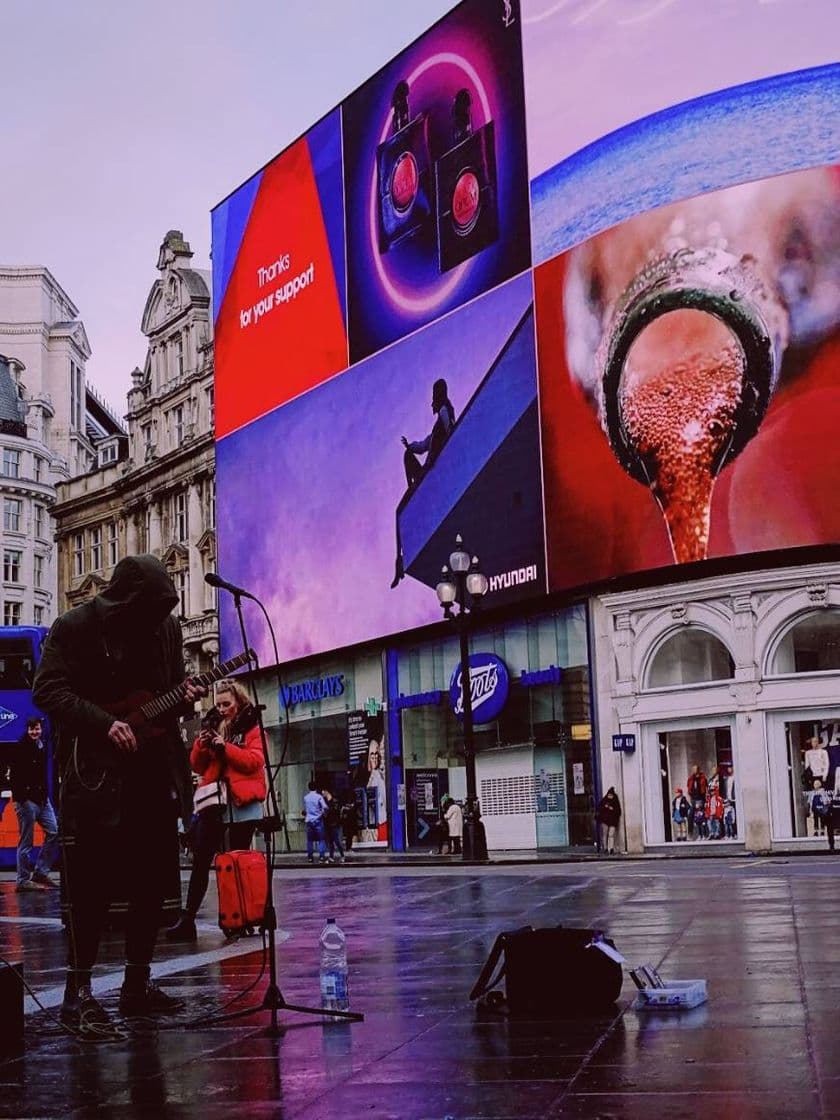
[165,915,197,943]
[32,871,58,889]
[118,979,183,1018]
[60,986,125,1042]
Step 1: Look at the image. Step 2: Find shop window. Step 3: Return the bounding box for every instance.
[646,628,734,688]
[401,705,461,769]
[770,611,840,674]
[657,726,737,844]
[781,719,840,839]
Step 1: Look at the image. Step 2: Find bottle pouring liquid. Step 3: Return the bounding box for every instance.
[561,168,840,565]
[598,247,784,563]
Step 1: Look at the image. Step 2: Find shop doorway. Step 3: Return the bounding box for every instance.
[405,768,450,849]
[645,719,738,844]
[534,745,568,848]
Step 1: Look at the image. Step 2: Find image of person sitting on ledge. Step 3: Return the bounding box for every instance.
[392,378,456,588]
[401,377,456,489]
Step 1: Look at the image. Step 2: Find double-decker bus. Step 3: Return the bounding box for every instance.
[0,626,50,869]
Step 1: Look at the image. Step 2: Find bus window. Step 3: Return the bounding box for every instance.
[0,636,39,690]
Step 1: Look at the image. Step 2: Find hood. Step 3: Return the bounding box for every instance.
[96,554,179,628]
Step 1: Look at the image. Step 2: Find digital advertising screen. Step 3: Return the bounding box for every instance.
[213,0,840,664]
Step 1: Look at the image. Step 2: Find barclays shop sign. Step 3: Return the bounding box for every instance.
[449,654,510,724]
[281,673,345,708]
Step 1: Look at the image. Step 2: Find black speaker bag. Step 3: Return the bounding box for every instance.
[470,925,623,1015]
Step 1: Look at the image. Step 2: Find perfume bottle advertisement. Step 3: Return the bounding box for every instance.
[342,0,530,367]
[212,109,348,439]
[522,0,839,265]
[215,272,546,664]
[535,164,840,596]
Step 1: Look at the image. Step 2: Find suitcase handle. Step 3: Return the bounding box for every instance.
[469,925,533,1001]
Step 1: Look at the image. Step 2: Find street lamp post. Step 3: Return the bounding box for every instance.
[436,535,489,861]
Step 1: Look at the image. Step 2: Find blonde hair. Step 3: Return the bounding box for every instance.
[214,678,251,736]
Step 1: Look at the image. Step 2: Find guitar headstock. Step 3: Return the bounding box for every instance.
[211,649,256,681]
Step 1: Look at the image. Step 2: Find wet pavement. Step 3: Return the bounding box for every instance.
[2,855,840,1118]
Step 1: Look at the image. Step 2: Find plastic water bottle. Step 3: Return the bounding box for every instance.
[319,917,349,1015]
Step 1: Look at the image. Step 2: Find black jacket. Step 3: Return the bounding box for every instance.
[32,555,193,830]
[6,733,49,804]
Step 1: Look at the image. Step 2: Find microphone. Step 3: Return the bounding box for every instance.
[204,572,256,601]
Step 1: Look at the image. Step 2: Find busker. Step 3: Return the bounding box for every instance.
[33,555,205,1040]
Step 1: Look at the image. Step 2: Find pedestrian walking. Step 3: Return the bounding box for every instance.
[7,718,59,891]
[597,787,622,854]
[322,789,345,863]
[441,795,463,855]
[303,781,328,863]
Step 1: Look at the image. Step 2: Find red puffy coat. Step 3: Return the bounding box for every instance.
[191,721,267,807]
[705,791,724,821]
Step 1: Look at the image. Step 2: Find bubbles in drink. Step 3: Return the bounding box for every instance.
[621,332,744,564]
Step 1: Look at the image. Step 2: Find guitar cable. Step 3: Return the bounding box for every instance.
[0,952,126,1047]
[0,927,271,1049]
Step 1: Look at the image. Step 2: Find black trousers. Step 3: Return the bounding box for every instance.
[61,789,179,974]
[184,809,257,918]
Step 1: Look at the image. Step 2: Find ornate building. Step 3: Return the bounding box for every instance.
[0,267,125,624]
[53,231,218,674]
[0,354,56,627]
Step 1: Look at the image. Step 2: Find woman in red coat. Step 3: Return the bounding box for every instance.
[166,678,267,942]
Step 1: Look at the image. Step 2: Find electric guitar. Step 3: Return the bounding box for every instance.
[103,650,254,741]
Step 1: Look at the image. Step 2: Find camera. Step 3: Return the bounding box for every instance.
[200,705,223,733]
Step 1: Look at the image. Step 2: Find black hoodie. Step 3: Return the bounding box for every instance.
[33,555,193,828]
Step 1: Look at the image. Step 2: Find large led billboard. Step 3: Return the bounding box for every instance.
[213,0,840,664]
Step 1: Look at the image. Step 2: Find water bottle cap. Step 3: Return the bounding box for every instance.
[327,917,335,924]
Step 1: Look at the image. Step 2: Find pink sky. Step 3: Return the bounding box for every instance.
[0,0,455,410]
[523,0,838,179]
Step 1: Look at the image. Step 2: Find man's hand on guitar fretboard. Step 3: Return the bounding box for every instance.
[184,678,208,704]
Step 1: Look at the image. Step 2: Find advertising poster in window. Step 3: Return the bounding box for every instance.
[347,710,387,848]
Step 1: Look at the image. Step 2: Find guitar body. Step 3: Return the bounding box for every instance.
[104,692,166,740]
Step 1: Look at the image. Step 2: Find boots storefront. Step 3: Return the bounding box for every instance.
[393,604,597,852]
[591,562,840,855]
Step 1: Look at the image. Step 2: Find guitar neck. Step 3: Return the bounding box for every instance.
[138,651,253,723]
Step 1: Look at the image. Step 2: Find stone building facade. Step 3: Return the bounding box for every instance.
[53,231,218,674]
[0,267,124,624]
[591,561,840,854]
[0,354,55,627]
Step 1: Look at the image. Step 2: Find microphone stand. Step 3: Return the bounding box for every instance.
[195,585,363,1034]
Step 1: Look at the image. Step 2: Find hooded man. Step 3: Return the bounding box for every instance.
[33,554,205,1039]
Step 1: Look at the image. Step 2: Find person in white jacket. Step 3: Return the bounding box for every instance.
[441,796,463,856]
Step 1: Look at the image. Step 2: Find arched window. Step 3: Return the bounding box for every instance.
[646,628,735,688]
[769,610,840,674]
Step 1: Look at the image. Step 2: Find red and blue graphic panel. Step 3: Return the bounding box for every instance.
[212,109,348,438]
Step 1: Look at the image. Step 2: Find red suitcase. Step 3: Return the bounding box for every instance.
[213,850,267,932]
